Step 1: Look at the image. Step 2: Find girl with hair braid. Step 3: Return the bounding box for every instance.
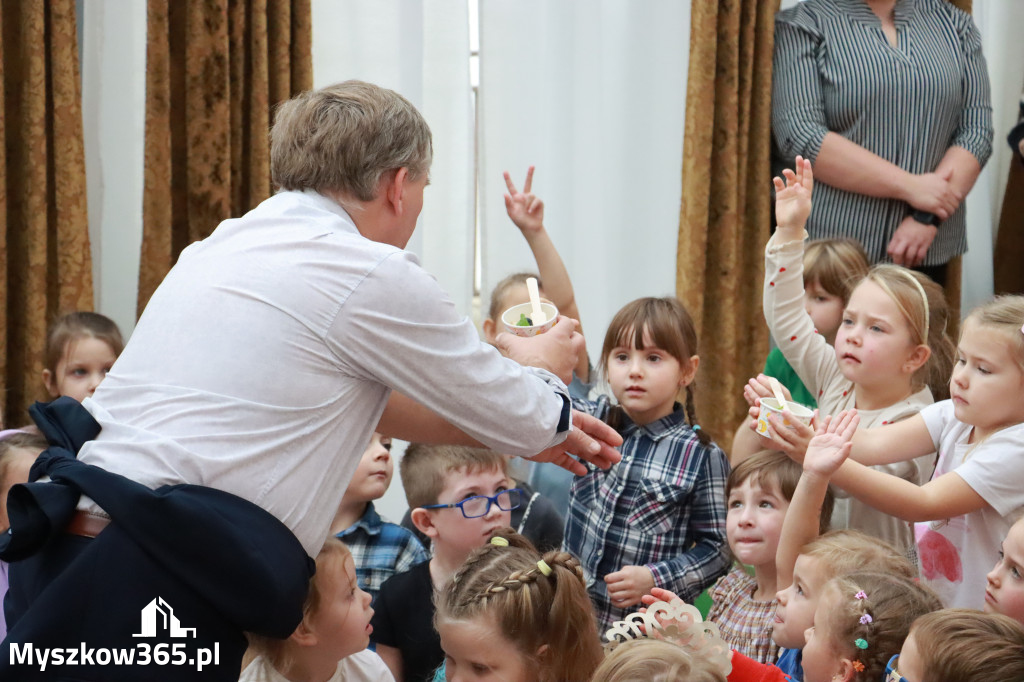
[433,528,602,682]
[564,296,729,629]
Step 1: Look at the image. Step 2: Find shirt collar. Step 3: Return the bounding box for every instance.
[340,502,384,537]
[842,0,916,26]
[619,402,689,442]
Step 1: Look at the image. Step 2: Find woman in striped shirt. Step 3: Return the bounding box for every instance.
[772,0,993,286]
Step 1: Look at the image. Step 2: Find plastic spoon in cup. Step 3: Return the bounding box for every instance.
[526,277,547,325]
[768,377,788,409]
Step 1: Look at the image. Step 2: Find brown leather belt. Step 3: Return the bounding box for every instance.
[65,511,111,538]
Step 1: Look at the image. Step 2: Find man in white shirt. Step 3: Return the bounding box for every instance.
[2,81,619,681]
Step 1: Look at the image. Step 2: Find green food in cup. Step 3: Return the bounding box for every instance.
[517,313,533,327]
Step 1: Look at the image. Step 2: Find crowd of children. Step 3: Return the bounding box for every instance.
[4,156,1024,682]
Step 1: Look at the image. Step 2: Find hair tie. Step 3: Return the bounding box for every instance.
[851,661,865,672]
[859,614,872,625]
[855,591,867,600]
[536,560,553,576]
[692,424,701,431]
[490,536,509,547]
[854,638,868,650]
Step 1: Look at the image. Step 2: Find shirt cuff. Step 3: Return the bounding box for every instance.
[525,367,572,434]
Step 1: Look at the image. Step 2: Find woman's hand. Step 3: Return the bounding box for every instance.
[887,214,938,267]
[901,169,961,220]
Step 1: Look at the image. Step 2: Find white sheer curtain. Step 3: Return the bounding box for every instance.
[477,0,691,348]
[311,0,475,313]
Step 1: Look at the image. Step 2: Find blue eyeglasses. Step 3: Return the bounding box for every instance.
[885,654,908,682]
[422,488,522,519]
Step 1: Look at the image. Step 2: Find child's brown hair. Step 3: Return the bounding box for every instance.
[487,272,542,323]
[910,609,1024,682]
[435,527,603,682]
[44,311,124,378]
[599,297,710,445]
[399,443,508,510]
[727,450,834,535]
[591,639,725,682]
[803,238,869,303]
[821,572,941,682]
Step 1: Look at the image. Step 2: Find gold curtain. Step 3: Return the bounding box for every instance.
[139,0,312,315]
[677,0,779,449]
[0,0,92,427]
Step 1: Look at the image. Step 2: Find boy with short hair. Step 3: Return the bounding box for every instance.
[709,450,835,664]
[330,432,428,605]
[241,537,392,682]
[370,444,516,682]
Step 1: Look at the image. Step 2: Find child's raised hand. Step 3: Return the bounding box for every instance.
[503,166,545,234]
[604,565,656,609]
[773,156,813,232]
[802,410,860,477]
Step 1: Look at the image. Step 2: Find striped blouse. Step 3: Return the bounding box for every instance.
[772,0,993,266]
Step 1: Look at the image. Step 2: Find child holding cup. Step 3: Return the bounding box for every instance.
[753,158,955,559]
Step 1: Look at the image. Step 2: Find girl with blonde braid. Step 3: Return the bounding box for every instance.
[433,527,602,682]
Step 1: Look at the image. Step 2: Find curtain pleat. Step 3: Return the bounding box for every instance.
[677,0,779,449]
[138,0,312,316]
[0,0,92,426]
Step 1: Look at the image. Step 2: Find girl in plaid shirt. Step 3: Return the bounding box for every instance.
[563,297,730,630]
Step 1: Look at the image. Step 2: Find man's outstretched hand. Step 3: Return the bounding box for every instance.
[530,409,622,475]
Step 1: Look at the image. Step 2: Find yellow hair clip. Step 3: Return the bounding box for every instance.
[490,536,509,547]
[536,560,552,576]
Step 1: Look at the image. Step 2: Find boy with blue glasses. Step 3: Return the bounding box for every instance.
[371,444,516,682]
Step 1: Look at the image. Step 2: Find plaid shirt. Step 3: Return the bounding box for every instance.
[708,566,780,664]
[336,502,428,605]
[563,396,729,630]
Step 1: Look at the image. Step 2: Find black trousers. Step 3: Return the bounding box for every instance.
[3,528,248,681]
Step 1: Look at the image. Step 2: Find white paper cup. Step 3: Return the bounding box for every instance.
[756,397,814,435]
[501,302,559,337]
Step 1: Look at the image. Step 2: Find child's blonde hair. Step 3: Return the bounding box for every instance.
[599,297,710,445]
[247,537,351,670]
[435,527,603,682]
[399,444,508,510]
[964,295,1024,372]
[44,311,124,376]
[909,609,1024,682]
[801,529,916,581]
[859,265,954,400]
[803,238,869,303]
[822,572,941,682]
[487,272,542,323]
[0,432,47,481]
[591,639,725,682]
[727,450,834,535]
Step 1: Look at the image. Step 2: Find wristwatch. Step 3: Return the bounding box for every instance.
[910,209,940,226]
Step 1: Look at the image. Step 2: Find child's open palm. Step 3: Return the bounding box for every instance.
[802,410,860,478]
[503,166,545,233]
[773,156,813,231]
